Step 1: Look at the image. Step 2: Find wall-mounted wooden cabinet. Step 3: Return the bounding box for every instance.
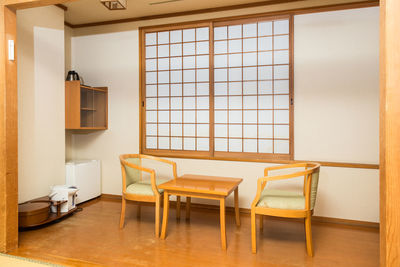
[65,81,108,130]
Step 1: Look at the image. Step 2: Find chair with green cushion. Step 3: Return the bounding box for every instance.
[251,162,320,256]
[119,154,179,237]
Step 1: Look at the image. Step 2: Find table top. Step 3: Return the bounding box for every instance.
[158,174,243,196]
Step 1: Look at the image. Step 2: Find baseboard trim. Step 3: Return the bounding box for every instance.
[100,194,379,229]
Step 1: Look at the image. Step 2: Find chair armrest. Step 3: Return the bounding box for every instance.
[140,154,178,179]
[264,162,307,176]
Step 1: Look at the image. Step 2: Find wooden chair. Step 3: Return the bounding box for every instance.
[119,154,180,237]
[251,162,321,256]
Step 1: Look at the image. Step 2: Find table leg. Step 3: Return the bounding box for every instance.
[220,198,227,250]
[176,196,181,220]
[161,192,170,240]
[186,197,191,220]
[234,187,240,226]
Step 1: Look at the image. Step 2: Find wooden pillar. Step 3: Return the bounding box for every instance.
[0,4,18,253]
[380,0,400,266]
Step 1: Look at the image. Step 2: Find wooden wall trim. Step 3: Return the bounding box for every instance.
[55,4,67,11]
[66,0,379,29]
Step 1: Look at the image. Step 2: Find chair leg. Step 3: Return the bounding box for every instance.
[251,210,256,253]
[305,215,314,256]
[155,199,160,238]
[176,196,181,220]
[137,204,141,218]
[186,197,191,220]
[259,214,263,231]
[119,198,126,229]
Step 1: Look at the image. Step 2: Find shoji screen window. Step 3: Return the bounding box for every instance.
[213,17,293,159]
[143,25,211,154]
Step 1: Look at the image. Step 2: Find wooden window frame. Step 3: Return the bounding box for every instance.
[139,14,294,162]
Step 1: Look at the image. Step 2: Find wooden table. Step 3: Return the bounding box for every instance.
[159,174,243,250]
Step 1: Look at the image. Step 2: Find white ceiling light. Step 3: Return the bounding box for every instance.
[100,0,127,10]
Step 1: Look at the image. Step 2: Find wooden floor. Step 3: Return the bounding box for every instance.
[9,198,379,267]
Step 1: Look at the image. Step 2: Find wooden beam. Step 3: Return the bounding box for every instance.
[380,0,400,266]
[5,0,71,10]
[55,4,67,11]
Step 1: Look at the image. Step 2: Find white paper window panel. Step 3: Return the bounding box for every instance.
[158,85,169,96]
[243,82,257,95]
[215,138,228,151]
[258,51,273,66]
[183,42,195,56]
[183,29,195,42]
[197,97,209,109]
[274,110,289,124]
[228,40,242,53]
[171,137,183,150]
[229,125,242,138]
[197,138,209,151]
[171,97,182,109]
[243,96,257,109]
[158,124,170,136]
[146,72,157,84]
[215,68,227,82]
[183,83,196,96]
[196,27,209,41]
[197,83,209,95]
[184,138,196,150]
[158,71,169,84]
[274,35,289,50]
[274,20,289,35]
[197,110,209,123]
[183,70,195,82]
[197,124,209,137]
[259,95,273,109]
[243,38,257,52]
[243,124,257,138]
[158,137,170,149]
[258,66,273,80]
[259,81,273,94]
[258,110,273,123]
[146,136,157,149]
[259,139,273,153]
[215,124,227,137]
[215,41,228,54]
[229,139,242,152]
[229,68,242,82]
[146,123,157,135]
[158,111,170,123]
[158,45,169,57]
[158,31,169,44]
[158,58,169,70]
[244,139,258,153]
[197,69,209,82]
[258,124,273,138]
[274,124,289,139]
[274,80,289,94]
[184,124,196,136]
[146,98,157,110]
[258,21,272,36]
[215,83,227,95]
[229,82,242,95]
[242,54,257,68]
[228,25,242,39]
[170,30,182,43]
[243,23,257,38]
[183,97,195,109]
[183,56,195,69]
[146,46,157,58]
[229,96,242,109]
[229,110,242,123]
[274,50,289,65]
[215,55,227,68]
[243,110,257,123]
[183,110,196,123]
[258,37,272,51]
[158,98,169,110]
[243,67,257,81]
[274,95,289,109]
[228,54,242,67]
[171,71,182,83]
[171,111,182,123]
[170,57,182,70]
[171,124,182,136]
[146,85,157,97]
[274,65,289,79]
[147,111,157,122]
[171,44,182,57]
[215,96,227,109]
[215,110,227,123]
[197,41,209,55]
[274,140,289,154]
[171,84,182,96]
[197,55,209,68]
[214,26,227,40]
[146,33,157,45]
[146,59,157,71]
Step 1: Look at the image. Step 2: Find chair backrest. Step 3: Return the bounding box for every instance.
[120,155,141,187]
[308,165,320,210]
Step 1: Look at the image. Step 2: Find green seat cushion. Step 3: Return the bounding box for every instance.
[126,178,169,196]
[257,189,305,210]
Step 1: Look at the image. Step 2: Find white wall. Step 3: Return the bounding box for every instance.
[69,7,379,222]
[17,6,65,203]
